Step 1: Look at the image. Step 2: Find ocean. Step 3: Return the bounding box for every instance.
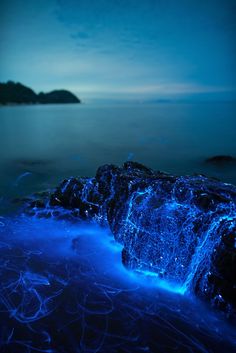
[0,102,236,353]
[1,102,236,201]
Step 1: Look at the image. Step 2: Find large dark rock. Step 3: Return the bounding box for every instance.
[25,162,236,316]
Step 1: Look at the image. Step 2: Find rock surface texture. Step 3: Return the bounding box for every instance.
[26,162,236,316]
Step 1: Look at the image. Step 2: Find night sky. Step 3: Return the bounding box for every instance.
[0,0,236,101]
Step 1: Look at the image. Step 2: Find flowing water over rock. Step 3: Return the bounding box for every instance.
[0,216,235,353]
[25,162,236,317]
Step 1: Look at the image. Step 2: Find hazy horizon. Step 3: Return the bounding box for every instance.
[1,0,236,101]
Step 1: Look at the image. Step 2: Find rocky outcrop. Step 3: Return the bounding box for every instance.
[0,81,81,104]
[25,162,236,316]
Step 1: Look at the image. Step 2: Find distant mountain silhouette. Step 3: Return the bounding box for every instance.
[0,81,81,104]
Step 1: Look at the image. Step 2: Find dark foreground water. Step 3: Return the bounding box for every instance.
[0,103,236,352]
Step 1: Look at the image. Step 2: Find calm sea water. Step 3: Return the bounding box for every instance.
[0,102,236,203]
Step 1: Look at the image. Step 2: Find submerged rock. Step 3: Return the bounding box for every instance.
[206,155,236,166]
[25,162,236,316]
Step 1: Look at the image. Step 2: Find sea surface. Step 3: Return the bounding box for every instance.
[0,102,236,353]
[0,102,236,203]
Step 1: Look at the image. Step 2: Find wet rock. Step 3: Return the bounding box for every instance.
[25,162,236,316]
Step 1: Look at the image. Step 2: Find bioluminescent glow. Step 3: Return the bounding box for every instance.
[0,216,235,352]
[118,184,236,298]
[39,162,236,318]
[13,172,33,187]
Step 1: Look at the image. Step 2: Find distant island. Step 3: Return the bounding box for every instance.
[0,81,81,105]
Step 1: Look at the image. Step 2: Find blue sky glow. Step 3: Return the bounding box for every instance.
[0,0,235,101]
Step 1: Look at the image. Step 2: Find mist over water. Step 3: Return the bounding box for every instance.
[0,102,236,203]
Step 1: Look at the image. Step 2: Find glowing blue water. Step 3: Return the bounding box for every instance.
[116,180,236,299]
[0,216,235,352]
